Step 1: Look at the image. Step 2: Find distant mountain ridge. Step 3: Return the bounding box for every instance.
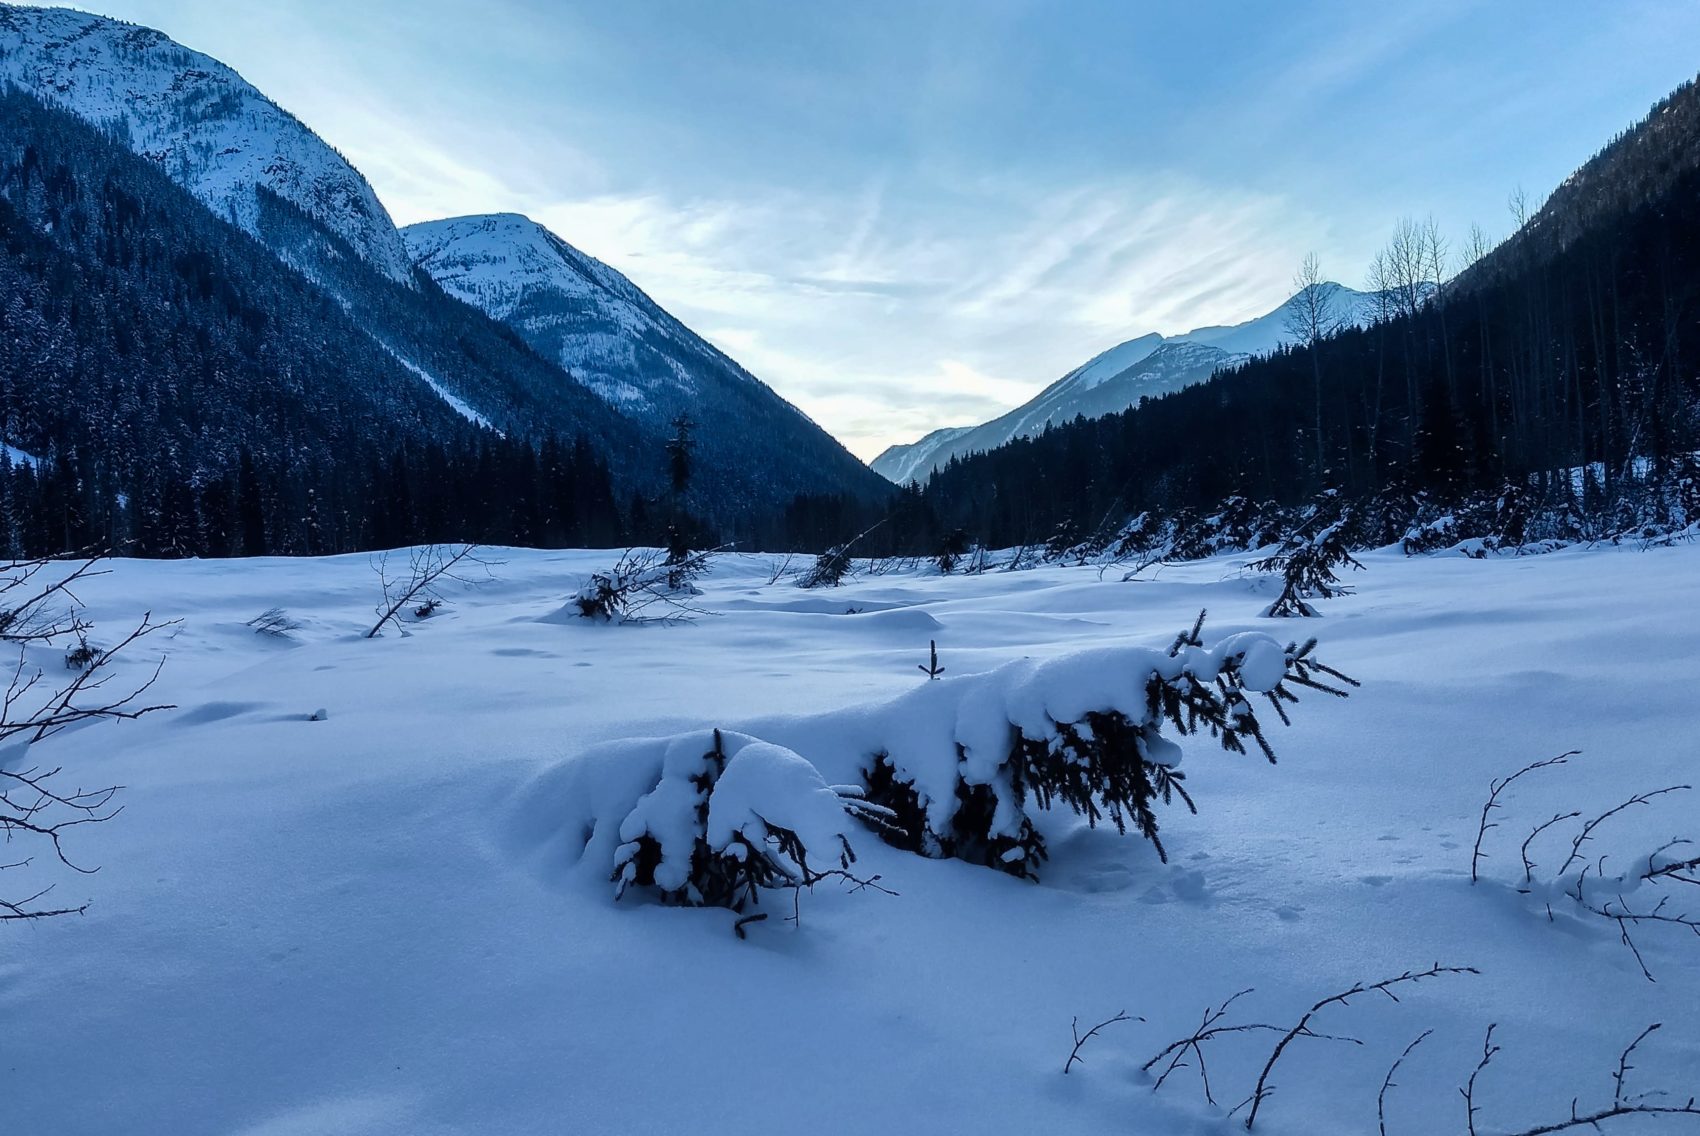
[872,282,1382,484]
[402,214,706,412]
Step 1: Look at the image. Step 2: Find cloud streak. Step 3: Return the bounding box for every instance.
[513,176,1324,458]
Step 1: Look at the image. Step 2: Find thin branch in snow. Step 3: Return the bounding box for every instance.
[1063,1009,1140,1075]
[1466,1021,1700,1135]
[1472,751,1578,884]
[1378,1029,1432,1136]
[1245,963,1479,1130]
[366,544,492,638]
[1520,810,1583,887]
[1142,988,1291,1107]
[1558,785,1691,876]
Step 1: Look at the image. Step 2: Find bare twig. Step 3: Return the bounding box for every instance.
[1612,1023,1659,1108]
[0,551,179,921]
[0,550,106,644]
[1559,785,1691,876]
[1461,1023,1501,1136]
[1520,810,1582,887]
[1379,1029,1432,1136]
[764,553,795,587]
[1642,840,1700,885]
[0,614,178,745]
[1064,1010,1140,1075]
[1473,1022,1700,1135]
[247,607,302,637]
[1142,989,1293,1107]
[1473,752,1578,883]
[366,544,489,638]
[1245,964,1479,1130]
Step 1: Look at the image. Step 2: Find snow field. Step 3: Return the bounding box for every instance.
[5,542,1698,1135]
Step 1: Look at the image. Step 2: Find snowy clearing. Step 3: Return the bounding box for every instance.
[7,542,1699,1135]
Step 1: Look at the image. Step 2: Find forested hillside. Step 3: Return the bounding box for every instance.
[908,86,1700,548]
[0,89,628,556]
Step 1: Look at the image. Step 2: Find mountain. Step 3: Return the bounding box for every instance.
[0,4,887,524]
[0,5,413,283]
[871,283,1380,484]
[401,213,890,506]
[0,5,639,462]
[1458,76,1700,293]
[0,84,627,557]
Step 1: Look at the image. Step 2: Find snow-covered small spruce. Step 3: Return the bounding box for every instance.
[1251,515,1363,618]
[573,547,713,622]
[540,614,1354,928]
[798,544,853,589]
[602,730,896,928]
[798,521,886,589]
[860,611,1357,877]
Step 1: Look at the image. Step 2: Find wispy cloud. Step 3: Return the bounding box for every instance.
[506,175,1322,458]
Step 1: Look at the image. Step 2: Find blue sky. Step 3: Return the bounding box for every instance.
[44,0,1700,458]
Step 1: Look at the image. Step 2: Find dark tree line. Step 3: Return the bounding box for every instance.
[0,432,626,559]
[909,82,1700,548]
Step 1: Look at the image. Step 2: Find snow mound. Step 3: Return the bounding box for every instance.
[515,618,1348,905]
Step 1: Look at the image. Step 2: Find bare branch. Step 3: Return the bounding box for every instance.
[1245,964,1479,1130]
[366,544,490,638]
[0,549,107,644]
[1474,1022,1700,1136]
[1379,1029,1432,1136]
[1520,810,1582,887]
[1143,988,1295,1107]
[1063,1009,1140,1075]
[1461,1023,1501,1136]
[1473,751,1578,883]
[1559,785,1691,876]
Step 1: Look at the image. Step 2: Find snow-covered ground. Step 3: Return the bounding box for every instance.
[7,543,1698,1135]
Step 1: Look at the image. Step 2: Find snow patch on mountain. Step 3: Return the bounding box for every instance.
[2,441,40,469]
[381,350,498,433]
[0,5,414,284]
[1065,332,1165,392]
[403,213,731,414]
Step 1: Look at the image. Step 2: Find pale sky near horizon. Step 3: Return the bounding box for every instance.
[34,1,1700,459]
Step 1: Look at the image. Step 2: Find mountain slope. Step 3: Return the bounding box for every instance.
[0,5,886,522]
[0,4,413,283]
[0,84,628,556]
[0,3,639,465]
[871,284,1380,484]
[872,341,1246,486]
[402,213,892,507]
[1459,75,1700,293]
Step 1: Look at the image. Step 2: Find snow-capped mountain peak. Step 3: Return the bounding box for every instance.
[403,213,746,413]
[0,5,414,284]
[870,282,1386,484]
[402,212,889,501]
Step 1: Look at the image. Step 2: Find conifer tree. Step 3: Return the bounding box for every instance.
[1253,514,1364,617]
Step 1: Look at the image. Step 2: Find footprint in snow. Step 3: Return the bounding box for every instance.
[1072,864,1135,893]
